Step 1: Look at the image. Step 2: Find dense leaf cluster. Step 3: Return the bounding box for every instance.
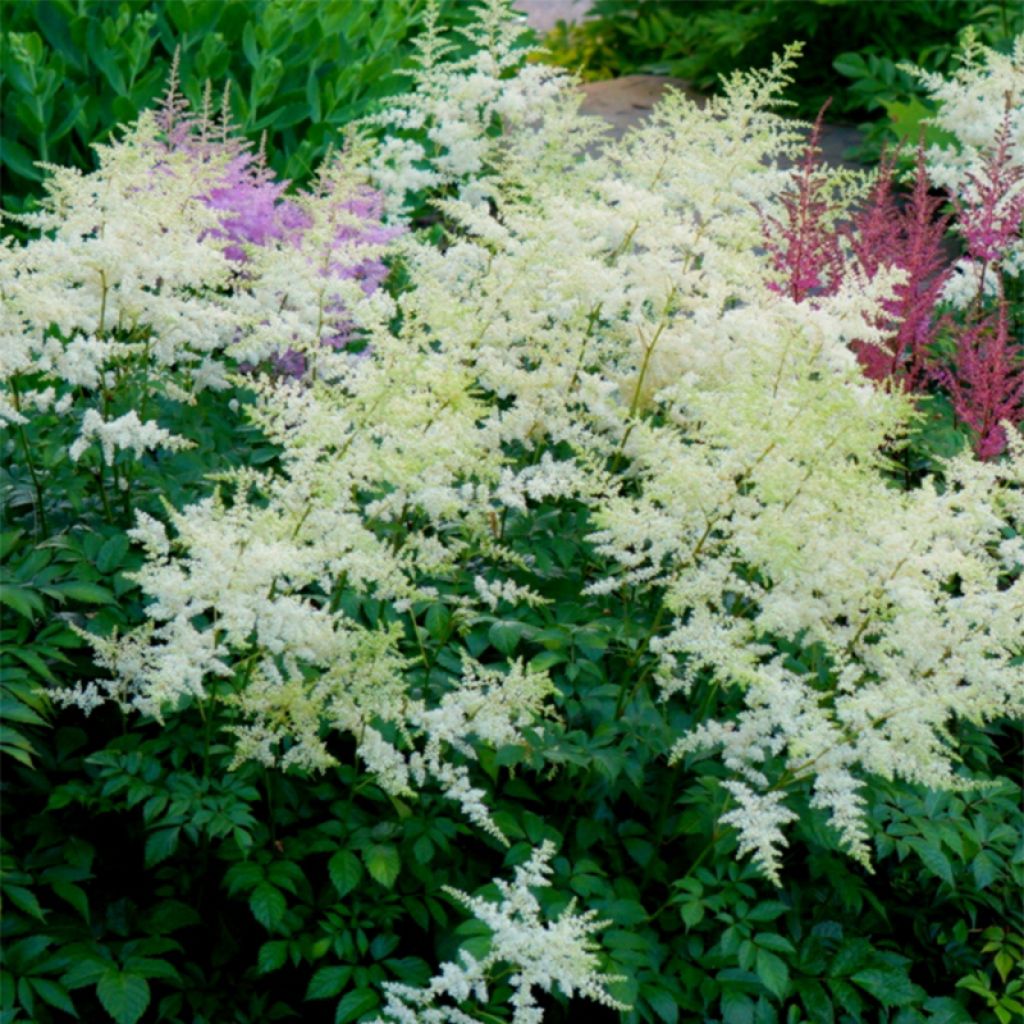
[0,0,483,218]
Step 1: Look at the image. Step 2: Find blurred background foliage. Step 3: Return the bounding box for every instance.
[542,0,1023,158]
[0,0,487,218]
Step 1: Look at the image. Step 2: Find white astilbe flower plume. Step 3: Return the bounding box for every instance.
[369,841,627,1024]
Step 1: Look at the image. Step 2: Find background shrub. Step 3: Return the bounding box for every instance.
[543,0,1022,158]
[0,0,483,218]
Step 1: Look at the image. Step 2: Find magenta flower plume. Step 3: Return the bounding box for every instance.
[941,301,1024,459]
[761,102,845,304]
[954,114,1024,266]
[846,150,952,390]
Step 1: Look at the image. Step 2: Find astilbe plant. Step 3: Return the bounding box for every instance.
[4,3,1024,1019]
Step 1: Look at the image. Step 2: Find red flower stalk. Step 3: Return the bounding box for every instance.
[942,300,1024,459]
[954,114,1024,266]
[761,102,845,304]
[846,149,952,390]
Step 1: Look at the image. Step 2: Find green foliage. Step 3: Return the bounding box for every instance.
[543,0,1021,125]
[0,0,483,217]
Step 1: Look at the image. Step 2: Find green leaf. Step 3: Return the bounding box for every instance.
[756,948,789,1000]
[851,968,921,1007]
[51,880,89,921]
[488,619,523,656]
[96,534,130,574]
[0,530,25,560]
[922,996,974,1024]
[746,901,789,923]
[0,586,45,620]
[679,900,704,929]
[645,986,679,1024]
[96,970,149,1024]
[53,581,115,605]
[364,843,400,889]
[257,940,288,974]
[144,827,180,867]
[755,933,796,954]
[306,965,352,1000]
[4,884,46,920]
[832,51,868,79]
[31,978,77,1016]
[799,980,834,1024]
[906,837,954,887]
[721,989,755,1024]
[249,882,286,930]
[328,849,363,897]
[335,987,379,1024]
[972,851,1000,889]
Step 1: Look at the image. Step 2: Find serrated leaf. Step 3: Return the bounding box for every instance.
[364,843,400,889]
[755,933,796,954]
[144,828,179,867]
[0,586,45,620]
[257,940,288,974]
[972,851,1000,889]
[96,534,130,574]
[800,980,834,1024]
[756,948,789,1000]
[4,884,46,920]
[721,989,755,1024]
[0,529,24,560]
[487,619,523,656]
[907,837,954,887]
[335,987,378,1024]
[249,882,286,930]
[851,967,921,1007]
[53,581,114,605]
[645,986,679,1024]
[922,996,974,1024]
[746,901,789,923]
[679,900,704,929]
[96,970,149,1024]
[51,880,89,921]
[328,849,363,897]
[306,965,351,1000]
[31,978,77,1016]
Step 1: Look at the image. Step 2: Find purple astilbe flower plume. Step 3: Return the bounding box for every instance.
[761,102,845,304]
[153,57,401,378]
[954,113,1024,266]
[156,59,309,260]
[939,300,1024,459]
[846,150,952,389]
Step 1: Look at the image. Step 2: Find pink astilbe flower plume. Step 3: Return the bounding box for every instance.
[761,101,845,304]
[939,300,1024,459]
[152,56,401,378]
[846,149,952,389]
[954,112,1024,266]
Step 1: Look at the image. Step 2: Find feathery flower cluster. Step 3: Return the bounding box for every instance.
[370,841,626,1024]
[845,152,951,388]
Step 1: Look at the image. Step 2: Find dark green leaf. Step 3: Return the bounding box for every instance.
[364,844,400,889]
[249,883,286,930]
[96,970,149,1024]
[328,849,363,897]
